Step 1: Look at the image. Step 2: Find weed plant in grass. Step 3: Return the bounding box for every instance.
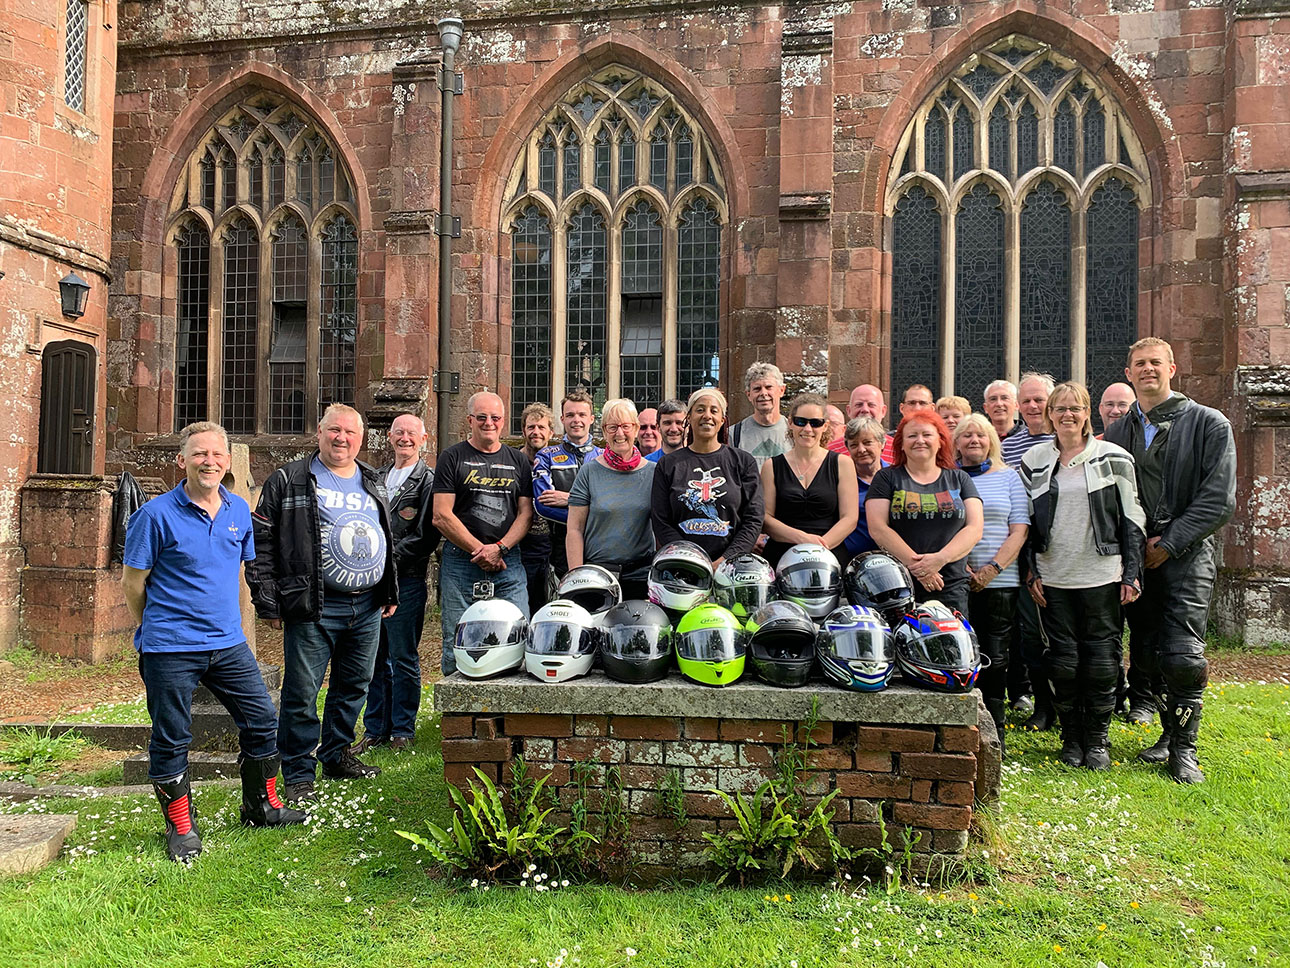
[0,728,89,783]
[0,682,1285,968]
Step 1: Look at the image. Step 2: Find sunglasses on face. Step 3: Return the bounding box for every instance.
[471,414,502,424]
[791,416,826,428]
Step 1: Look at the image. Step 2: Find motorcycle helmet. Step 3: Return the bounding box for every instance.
[745,600,817,688]
[675,603,746,687]
[893,600,983,693]
[843,551,915,627]
[524,600,597,683]
[713,553,777,623]
[599,599,674,684]
[775,544,842,620]
[648,541,715,612]
[816,605,895,691]
[556,564,622,615]
[453,598,527,679]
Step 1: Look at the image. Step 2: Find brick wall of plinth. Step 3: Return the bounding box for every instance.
[439,710,990,880]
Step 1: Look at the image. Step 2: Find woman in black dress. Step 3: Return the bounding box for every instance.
[760,392,859,568]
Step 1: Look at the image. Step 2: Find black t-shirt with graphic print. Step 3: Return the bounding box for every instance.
[866,466,980,588]
[432,441,532,545]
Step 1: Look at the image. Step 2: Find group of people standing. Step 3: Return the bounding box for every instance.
[122,334,1234,862]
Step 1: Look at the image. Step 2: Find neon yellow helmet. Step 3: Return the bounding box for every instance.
[675,603,746,687]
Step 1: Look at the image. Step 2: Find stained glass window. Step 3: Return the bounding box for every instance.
[509,207,552,433]
[1086,178,1139,409]
[174,223,210,430]
[953,107,975,181]
[221,218,259,436]
[566,204,608,406]
[988,102,1012,180]
[650,127,668,192]
[1018,101,1039,173]
[622,201,663,295]
[954,184,1005,409]
[1083,99,1105,174]
[1054,99,1077,175]
[925,106,947,183]
[200,152,216,211]
[218,149,236,212]
[268,147,286,210]
[618,128,636,194]
[538,132,556,197]
[677,199,721,399]
[298,146,313,210]
[1020,182,1072,382]
[248,145,265,211]
[563,131,581,199]
[890,186,941,404]
[677,126,694,188]
[319,147,335,205]
[320,216,358,414]
[594,128,611,194]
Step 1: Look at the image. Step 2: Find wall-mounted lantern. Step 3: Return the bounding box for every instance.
[59,271,90,318]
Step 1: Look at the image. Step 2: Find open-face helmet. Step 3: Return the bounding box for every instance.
[713,553,777,623]
[843,551,915,627]
[746,600,817,687]
[599,599,674,684]
[524,600,597,683]
[816,605,895,691]
[775,544,842,620]
[453,598,527,679]
[893,600,983,693]
[648,541,715,613]
[556,564,622,615]
[675,603,745,687]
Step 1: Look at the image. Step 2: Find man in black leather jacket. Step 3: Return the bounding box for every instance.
[1104,338,1236,784]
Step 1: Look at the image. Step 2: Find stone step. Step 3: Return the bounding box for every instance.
[0,814,78,875]
[123,751,242,785]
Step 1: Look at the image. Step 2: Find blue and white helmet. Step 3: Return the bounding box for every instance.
[893,601,982,693]
[816,605,895,691]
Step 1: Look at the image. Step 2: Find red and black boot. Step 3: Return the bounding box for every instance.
[153,772,202,862]
[240,753,307,827]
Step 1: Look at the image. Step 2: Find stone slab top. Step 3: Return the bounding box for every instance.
[0,813,77,876]
[433,672,979,726]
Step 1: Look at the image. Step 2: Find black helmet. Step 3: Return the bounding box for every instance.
[599,599,674,684]
[843,551,915,627]
[775,544,842,620]
[745,600,817,688]
[712,553,776,622]
[893,600,983,693]
[556,564,622,615]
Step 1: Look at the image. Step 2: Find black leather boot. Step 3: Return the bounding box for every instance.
[1168,701,1205,785]
[1082,710,1112,771]
[1137,696,1174,765]
[240,753,308,827]
[153,772,202,862]
[1056,706,1084,768]
[986,699,1007,758]
[1022,688,1056,731]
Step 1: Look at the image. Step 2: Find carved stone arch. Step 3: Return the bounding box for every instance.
[558,191,611,227]
[166,208,215,244]
[671,184,729,227]
[502,192,559,230]
[312,202,357,239]
[1080,166,1150,212]
[614,185,668,222]
[215,206,264,241]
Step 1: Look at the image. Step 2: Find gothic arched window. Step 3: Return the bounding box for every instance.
[502,66,727,431]
[887,37,1148,410]
[166,93,358,434]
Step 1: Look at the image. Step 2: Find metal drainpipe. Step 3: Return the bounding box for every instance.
[435,17,463,451]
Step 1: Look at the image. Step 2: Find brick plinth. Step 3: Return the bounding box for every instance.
[435,673,997,880]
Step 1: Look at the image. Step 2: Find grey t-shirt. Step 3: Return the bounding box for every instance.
[1037,462,1122,589]
[567,458,657,580]
[731,414,789,468]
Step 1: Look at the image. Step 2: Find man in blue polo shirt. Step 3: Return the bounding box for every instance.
[123,422,304,863]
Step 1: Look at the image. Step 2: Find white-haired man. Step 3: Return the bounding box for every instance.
[729,362,789,467]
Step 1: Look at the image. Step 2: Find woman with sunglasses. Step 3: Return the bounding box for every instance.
[651,387,764,567]
[1021,381,1146,771]
[761,393,859,568]
[866,410,983,616]
[566,398,656,600]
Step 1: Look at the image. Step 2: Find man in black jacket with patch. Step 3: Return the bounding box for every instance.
[1105,338,1236,784]
[355,413,439,753]
[247,404,399,803]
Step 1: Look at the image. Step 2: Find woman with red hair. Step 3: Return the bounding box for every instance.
[865,411,984,615]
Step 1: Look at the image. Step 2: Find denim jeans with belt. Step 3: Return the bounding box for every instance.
[140,642,277,780]
[362,573,427,740]
[439,543,529,676]
[280,589,382,784]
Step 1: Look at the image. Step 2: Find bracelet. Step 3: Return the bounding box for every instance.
[496,540,508,554]
[988,560,1002,572]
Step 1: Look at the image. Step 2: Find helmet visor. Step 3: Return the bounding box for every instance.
[724,582,773,615]
[529,622,595,657]
[654,565,710,590]
[677,627,744,662]
[856,563,912,602]
[823,626,892,663]
[778,562,839,596]
[456,620,525,651]
[906,630,978,668]
[562,588,619,614]
[751,635,813,662]
[602,625,671,660]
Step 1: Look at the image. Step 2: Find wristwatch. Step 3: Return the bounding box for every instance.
[988,560,1002,572]
[496,540,508,554]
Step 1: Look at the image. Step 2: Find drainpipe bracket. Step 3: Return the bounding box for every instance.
[433,370,461,393]
[434,214,461,238]
[439,69,464,95]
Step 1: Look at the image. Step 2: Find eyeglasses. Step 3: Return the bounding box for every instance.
[791,416,826,428]
[471,414,503,424]
[603,423,636,434]
[1050,406,1087,415]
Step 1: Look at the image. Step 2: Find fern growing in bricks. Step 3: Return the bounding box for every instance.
[657,768,689,829]
[773,695,823,813]
[395,766,595,883]
[566,762,635,881]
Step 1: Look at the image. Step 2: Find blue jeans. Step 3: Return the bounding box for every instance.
[280,590,382,784]
[362,573,427,740]
[139,642,277,780]
[439,543,529,675]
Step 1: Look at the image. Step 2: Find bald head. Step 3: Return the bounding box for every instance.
[847,384,887,423]
[1098,382,1136,430]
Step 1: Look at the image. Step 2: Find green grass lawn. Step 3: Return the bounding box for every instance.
[0,680,1286,968]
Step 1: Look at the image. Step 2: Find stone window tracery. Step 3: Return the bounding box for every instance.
[502,66,727,431]
[166,92,358,434]
[888,36,1147,410]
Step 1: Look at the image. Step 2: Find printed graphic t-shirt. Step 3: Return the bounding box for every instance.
[312,457,387,591]
[866,466,980,588]
[432,440,533,545]
[651,445,765,561]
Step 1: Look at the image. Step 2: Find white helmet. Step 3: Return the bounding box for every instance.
[556,565,622,615]
[453,598,527,679]
[524,600,597,683]
[648,541,715,612]
[775,543,842,620]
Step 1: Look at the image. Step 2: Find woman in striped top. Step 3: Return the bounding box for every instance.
[954,413,1029,750]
